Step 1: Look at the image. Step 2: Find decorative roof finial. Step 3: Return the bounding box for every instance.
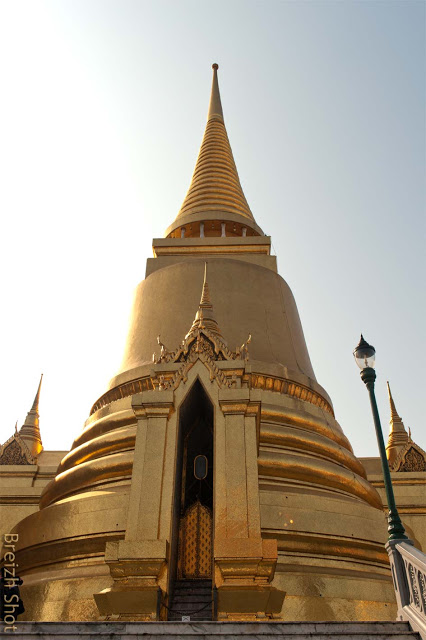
[185,263,222,339]
[208,63,223,122]
[19,374,43,458]
[387,381,402,423]
[199,262,212,307]
[385,381,408,466]
[31,373,43,412]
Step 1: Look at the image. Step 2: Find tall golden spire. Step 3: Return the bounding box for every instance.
[19,374,43,457]
[185,263,223,339]
[386,381,408,466]
[167,64,258,236]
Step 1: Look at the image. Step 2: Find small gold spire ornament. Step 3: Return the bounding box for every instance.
[19,374,43,457]
[185,263,222,340]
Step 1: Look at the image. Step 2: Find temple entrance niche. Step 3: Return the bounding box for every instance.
[174,379,214,581]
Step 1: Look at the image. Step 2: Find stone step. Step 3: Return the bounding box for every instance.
[167,616,212,622]
[173,584,210,588]
[167,607,212,615]
[172,586,212,594]
[169,608,212,616]
[174,580,212,585]
[0,633,418,639]
[173,587,212,593]
[172,595,212,604]
[168,608,213,614]
[168,606,212,614]
[174,580,212,583]
[167,606,212,619]
[170,591,211,598]
[168,579,213,621]
[0,621,418,638]
[174,588,212,596]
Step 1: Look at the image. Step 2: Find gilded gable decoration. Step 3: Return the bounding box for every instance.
[152,263,251,390]
[0,432,35,465]
[392,441,426,473]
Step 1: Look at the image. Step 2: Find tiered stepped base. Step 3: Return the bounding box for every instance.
[167,580,212,621]
[1,621,419,639]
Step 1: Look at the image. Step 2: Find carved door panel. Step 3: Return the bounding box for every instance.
[178,500,212,579]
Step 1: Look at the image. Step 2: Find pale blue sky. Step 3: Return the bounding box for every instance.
[0,0,424,457]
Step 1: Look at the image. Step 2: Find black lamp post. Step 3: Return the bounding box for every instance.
[353,335,407,541]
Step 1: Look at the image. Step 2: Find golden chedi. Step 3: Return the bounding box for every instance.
[11,64,395,622]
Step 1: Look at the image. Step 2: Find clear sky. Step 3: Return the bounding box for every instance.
[0,0,424,458]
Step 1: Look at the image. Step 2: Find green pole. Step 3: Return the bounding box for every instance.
[360,367,407,540]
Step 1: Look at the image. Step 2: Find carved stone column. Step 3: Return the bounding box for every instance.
[215,388,285,620]
[94,391,174,620]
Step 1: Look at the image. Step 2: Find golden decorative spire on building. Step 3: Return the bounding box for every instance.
[185,262,222,339]
[385,382,426,472]
[19,374,43,457]
[386,381,408,466]
[166,64,261,237]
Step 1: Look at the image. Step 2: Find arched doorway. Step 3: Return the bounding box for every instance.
[169,379,214,619]
[177,379,213,578]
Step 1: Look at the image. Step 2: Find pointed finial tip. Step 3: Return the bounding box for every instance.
[212,63,219,70]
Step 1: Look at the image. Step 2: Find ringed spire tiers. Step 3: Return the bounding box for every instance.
[165,64,264,238]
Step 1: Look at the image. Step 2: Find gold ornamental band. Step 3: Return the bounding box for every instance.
[90,372,333,417]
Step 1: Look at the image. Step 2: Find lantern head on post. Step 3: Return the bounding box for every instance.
[353,334,376,370]
[353,335,376,386]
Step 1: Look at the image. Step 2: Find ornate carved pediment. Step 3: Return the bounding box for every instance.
[392,441,426,472]
[152,263,252,391]
[154,328,249,366]
[153,325,252,390]
[0,433,35,465]
[154,331,240,391]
